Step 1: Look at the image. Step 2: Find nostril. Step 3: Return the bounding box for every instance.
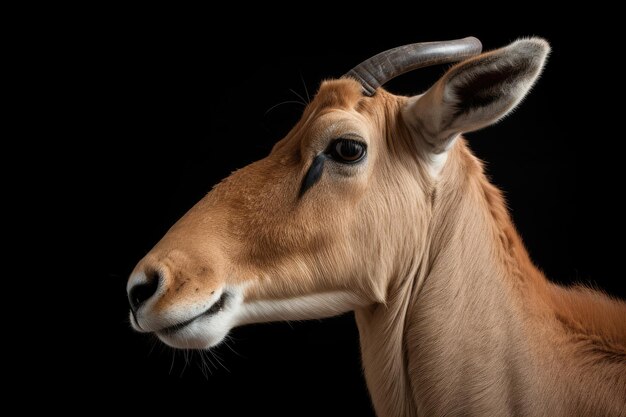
[129,270,161,312]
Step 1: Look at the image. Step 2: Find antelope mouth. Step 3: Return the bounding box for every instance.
[158,292,230,336]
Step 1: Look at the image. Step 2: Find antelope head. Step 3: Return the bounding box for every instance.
[127,37,549,349]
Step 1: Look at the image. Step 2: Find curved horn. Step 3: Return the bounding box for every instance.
[345,37,483,96]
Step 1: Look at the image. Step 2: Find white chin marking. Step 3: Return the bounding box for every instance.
[139,288,361,350]
[152,287,243,350]
[156,316,232,349]
[235,290,363,325]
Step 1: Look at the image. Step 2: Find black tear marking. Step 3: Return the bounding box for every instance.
[299,154,326,198]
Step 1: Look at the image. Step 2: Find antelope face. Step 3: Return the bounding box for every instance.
[127,80,424,349]
[127,37,548,350]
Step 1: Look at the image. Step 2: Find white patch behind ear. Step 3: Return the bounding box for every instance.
[403,37,550,171]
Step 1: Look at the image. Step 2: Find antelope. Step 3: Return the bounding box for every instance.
[127,37,626,416]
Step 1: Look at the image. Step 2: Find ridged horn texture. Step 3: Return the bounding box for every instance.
[345,37,483,96]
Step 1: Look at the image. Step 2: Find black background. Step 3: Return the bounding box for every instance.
[64,16,625,416]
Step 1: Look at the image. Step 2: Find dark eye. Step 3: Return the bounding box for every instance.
[327,139,367,164]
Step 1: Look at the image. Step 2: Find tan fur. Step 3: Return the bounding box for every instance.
[132,78,626,416]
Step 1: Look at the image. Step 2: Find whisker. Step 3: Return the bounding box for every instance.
[210,349,230,373]
[147,335,159,357]
[264,100,306,117]
[203,349,216,370]
[169,349,177,375]
[299,72,311,103]
[180,349,189,377]
[289,88,308,107]
[197,351,209,379]
[224,336,245,358]
[207,350,218,375]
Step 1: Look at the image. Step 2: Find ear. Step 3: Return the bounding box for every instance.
[403,38,550,154]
